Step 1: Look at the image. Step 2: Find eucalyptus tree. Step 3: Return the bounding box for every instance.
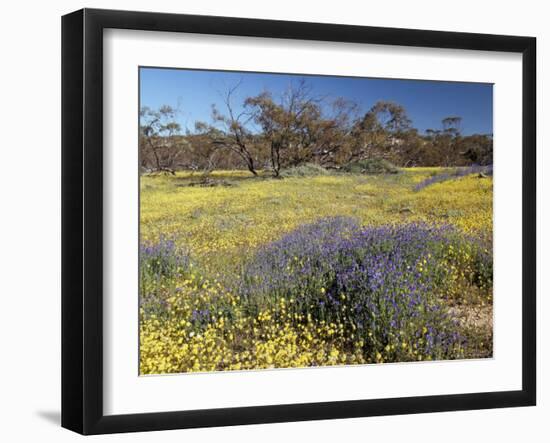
[207,82,259,176]
[245,80,355,175]
[139,105,183,174]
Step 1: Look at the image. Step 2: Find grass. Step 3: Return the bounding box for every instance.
[139,168,493,374]
[141,168,492,270]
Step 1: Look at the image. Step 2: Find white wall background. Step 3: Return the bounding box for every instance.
[0,0,546,441]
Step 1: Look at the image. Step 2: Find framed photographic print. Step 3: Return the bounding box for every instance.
[61,8,536,435]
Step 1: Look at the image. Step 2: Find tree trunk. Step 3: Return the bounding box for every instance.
[271,143,280,177]
[246,157,258,176]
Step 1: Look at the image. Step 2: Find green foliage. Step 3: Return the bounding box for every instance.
[279,163,329,177]
[343,158,399,175]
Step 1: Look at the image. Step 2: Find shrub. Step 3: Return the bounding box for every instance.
[139,236,192,313]
[414,164,493,191]
[342,158,399,175]
[240,218,492,362]
[279,163,329,177]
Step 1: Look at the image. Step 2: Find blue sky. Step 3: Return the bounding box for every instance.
[140,67,493,136]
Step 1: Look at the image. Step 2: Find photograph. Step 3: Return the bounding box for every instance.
[0,0,543,439]
[138,68,494,375]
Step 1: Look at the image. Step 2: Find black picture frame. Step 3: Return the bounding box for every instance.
[62,8,536,435]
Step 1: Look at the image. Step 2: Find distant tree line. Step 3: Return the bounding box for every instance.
[139,80,493,176]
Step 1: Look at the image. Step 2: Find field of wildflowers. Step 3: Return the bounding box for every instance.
[139,168,493,374]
